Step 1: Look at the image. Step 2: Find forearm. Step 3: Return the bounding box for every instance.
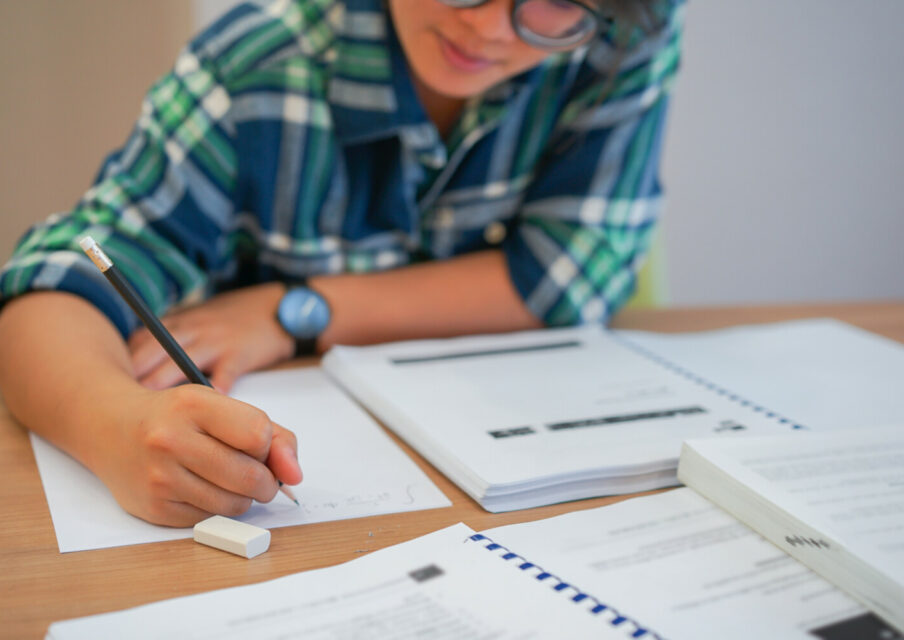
[311,249,542,349]
[0,292,138,470]
[0,291,301,526]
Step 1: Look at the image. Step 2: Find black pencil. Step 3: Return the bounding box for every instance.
[79,235,299,506]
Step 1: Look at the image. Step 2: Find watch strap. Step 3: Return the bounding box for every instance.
[293,336,318,357]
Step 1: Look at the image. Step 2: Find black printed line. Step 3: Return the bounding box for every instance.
[547,406,707,431]
[390,340,582,365]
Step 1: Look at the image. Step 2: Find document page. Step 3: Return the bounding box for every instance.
[618,319,904,431]
[32,368,450,552]
[483,489,881,640]
[682,425,904,621]
[323,327,789,493]
[46,524,631,640]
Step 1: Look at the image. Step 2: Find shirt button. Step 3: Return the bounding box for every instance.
[436,207,455,228]
[483,221,507,245]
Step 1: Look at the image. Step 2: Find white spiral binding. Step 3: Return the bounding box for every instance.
[614,333,805,430]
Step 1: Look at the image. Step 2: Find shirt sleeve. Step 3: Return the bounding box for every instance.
[0,19,242,337]
[503,4,683,327]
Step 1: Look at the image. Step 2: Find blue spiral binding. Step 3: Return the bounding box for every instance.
[613,333,807,431]
[469,533,664,639]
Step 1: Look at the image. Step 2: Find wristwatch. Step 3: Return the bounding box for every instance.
[276,280,331,356]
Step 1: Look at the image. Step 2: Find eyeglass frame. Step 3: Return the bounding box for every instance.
[434,0,614,51]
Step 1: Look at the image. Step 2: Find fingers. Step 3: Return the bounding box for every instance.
[177,400,302,504]
[129,322,196,374]
[268,423,303,486]
[113,364,303,525]
[165,465,255,519]
[138,468,255,528]
[143,500,212,529]
[176,405,301,508]
[179,429,280,504]
[182,388,277,462]
[137,341,221,390]
[131,333,247,393]
[130,322,201,389]
[128,397,278,524]
[208,356,248,394]
[128,284,297,392]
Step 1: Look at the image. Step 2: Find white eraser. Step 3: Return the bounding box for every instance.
[193,516,271,559]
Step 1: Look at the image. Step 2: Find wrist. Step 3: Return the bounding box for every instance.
[261,282,297,360]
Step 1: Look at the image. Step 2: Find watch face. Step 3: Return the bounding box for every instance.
[277,287,330,339]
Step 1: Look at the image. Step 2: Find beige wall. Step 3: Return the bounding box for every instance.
[0,1,194,263]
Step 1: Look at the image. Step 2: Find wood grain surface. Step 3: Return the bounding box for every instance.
[3,302,902,639]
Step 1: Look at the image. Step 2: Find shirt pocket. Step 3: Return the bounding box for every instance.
[421,182,529,258]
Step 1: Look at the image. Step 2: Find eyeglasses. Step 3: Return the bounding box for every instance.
[437,0,613,51]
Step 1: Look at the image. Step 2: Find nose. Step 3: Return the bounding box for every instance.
[457,0,517,43]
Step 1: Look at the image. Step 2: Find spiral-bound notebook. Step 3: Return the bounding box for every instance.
[47,490,890,639]
[321,324,802,512]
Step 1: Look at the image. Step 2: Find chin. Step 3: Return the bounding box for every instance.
[420,68,499,99]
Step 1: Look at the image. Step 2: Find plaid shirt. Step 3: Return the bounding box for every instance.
[0,0,683,337]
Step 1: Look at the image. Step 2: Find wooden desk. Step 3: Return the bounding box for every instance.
[3,302,903,639]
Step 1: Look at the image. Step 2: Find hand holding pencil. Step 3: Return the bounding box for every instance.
[79,236,302,522]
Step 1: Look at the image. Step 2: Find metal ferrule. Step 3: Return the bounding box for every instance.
[79,236,113,272]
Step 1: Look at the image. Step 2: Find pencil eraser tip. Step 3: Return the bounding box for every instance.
[193,515,270,559]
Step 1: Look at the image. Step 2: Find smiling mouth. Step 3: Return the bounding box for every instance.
[437,33,496,72]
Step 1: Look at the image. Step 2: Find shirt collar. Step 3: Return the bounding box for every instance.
[327,1,433,146]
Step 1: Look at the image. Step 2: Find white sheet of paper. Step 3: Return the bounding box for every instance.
[483,489,872,640]
[46,524,629,640]
[618,318,904,431]
[32,368,450,553]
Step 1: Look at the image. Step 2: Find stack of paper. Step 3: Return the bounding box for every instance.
[679,425,904,633]
[322,326,790,511]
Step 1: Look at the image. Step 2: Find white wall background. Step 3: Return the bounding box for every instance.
[194,0,904,305]
[659,0,904,305]
[195,0,245,28]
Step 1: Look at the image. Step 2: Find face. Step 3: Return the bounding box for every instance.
[388,0,555,99]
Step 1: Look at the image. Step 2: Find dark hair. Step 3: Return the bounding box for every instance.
[596,0,672,48]
[553,0,673,154]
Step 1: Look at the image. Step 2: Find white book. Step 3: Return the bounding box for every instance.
[322,319,904,512]
[47,489,898,639]
[678,425,904,634]
[321,325,798,512]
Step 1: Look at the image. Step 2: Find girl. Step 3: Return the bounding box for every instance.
[0,0,681,525]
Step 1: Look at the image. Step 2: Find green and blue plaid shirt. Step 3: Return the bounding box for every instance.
[0,0,682,337]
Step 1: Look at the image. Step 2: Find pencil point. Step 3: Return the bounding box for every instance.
[278,482,300,506]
